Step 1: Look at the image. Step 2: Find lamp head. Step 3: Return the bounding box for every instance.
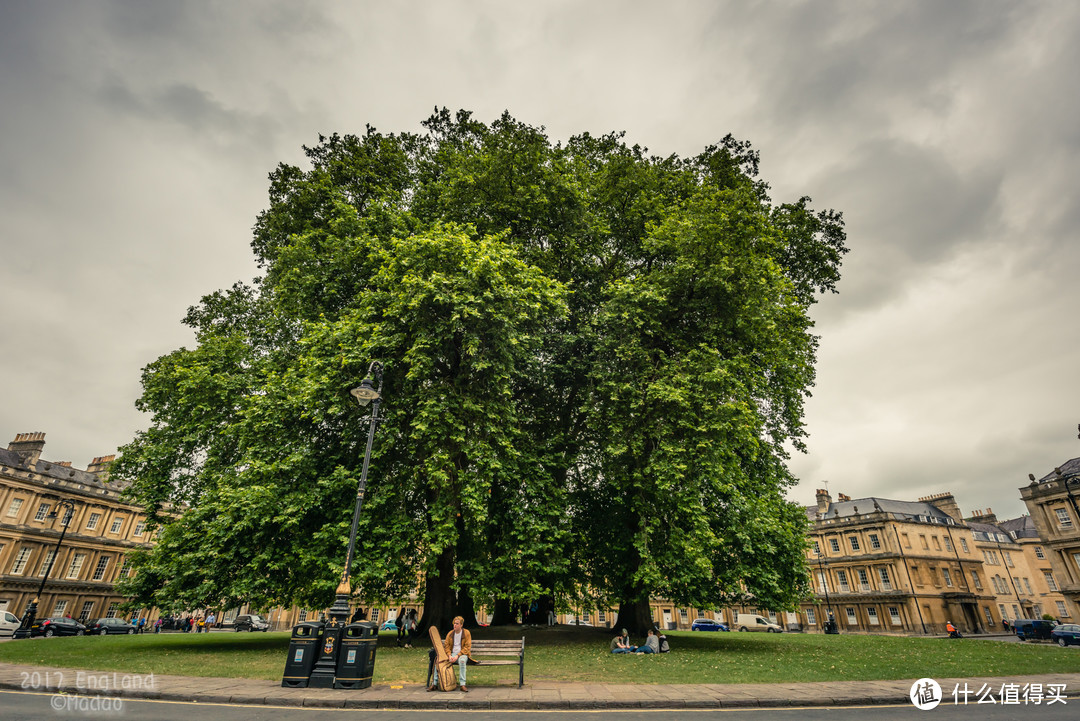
[350,379,380,407]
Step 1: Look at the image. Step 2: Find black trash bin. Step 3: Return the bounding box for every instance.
[824,619,840,635]
[334,621,378,689]
[281,621,325,688]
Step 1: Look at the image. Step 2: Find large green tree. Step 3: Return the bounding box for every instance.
[115,109,845,632]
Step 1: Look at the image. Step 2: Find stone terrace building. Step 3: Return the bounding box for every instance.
[993,512,1073,622]
[0,433,156,624]
[1019,457,1080,620]
[802,490,1002,635]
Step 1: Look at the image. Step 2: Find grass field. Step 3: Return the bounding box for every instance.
[2,626,1078,686]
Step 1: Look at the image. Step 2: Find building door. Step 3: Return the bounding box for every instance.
[662,609,673,629]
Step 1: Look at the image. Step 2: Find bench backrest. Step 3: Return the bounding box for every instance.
[470,639,524,656]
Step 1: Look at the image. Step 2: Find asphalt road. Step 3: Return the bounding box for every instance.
[1,690,1073,721]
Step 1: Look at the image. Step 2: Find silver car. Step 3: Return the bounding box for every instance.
[1,610,24,637]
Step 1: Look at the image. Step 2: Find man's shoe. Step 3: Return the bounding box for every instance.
[460,685,468,693]
[427,685,437,692]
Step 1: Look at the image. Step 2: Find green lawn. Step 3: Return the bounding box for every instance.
[2,627,1078,686]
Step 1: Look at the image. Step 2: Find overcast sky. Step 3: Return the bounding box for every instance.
[2,1,1078,521]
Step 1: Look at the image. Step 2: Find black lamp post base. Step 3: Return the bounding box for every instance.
[13,601,38,639]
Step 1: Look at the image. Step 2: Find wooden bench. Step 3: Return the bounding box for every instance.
[425,637,526,688]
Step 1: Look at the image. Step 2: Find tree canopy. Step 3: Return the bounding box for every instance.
[115,109,846,631]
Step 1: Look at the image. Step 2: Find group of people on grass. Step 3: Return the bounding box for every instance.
[610,627,669,654]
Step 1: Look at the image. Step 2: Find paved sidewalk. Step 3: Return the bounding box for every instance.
[2,662,1078,709]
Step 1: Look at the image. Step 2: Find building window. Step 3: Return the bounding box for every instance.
[878,567,892,590]
[902,533,911,548]
[66,553,87,579]
[1034,604,1043,618]
[37,549,57,576]
[932,536,942,551]
[6,497,24,517]
[1073,553,1080,574]
[983,607,994,626]
[109,517,125,534]
[1034,546,1045,560]
[106,602,120,619]
[999,604,1008,621]
[298,610,308,622]
[86,513,101,530]
[679,608,689,622]
[1004,551,1014,567]
[1023,578,1033,595]
[837,570,850,593]
[889,607,902,626]
[943,536,952,552]
[92,556,110,581]
[598,610,607,623]
[868,534,881,550]
[857,568,871,591]
[133,521,146,536]
[34,503,51,522]
[53,600,68,617]
[78,602,94,622]
[829,538,840,553]
[1056,601,1068,618]
[1054,508,1073,528]
[806,608,816,625]
[370,608,380,623]
[960,538,969,553]
[845,608,857,625]
[816,570,828,593]
[970,571,982,590]
[849,536,861,551]
[943,569,953,587]
[930,568,941,587]
[812,541,820,555]
[867,607,880,625]
[118,557,132,577]
[10,547,32,575]
[1044,572,1058,592]
[920,535,929,549]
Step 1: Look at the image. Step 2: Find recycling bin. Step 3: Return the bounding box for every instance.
[281,621,325,688]
[334,621,378,689]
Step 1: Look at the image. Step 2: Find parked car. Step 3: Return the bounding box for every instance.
[380,620,398,631]
[30,617,86,637]
[1051,623,1080,647]
[735,614,783,632]
[1,610,21,637]
[232,614,270,632]
[1013,618,1055,642]
[691,617,730,632]
[86,618,136,635]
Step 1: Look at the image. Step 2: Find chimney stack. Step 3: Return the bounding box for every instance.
[87,455,115,477]
[919,492,963,522]
[8,432,46,466]
[837,493,851,502]
[815,488,832,514]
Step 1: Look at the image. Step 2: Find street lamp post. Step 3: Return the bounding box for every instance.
[326,361,384,626]
[815,550,840,634]
[14,499,76,639]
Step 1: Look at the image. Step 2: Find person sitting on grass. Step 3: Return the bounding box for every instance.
[610,629,637,654]
[635,628,660,654]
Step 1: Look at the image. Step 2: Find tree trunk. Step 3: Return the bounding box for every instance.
[454,586,480,628]
[417,545,456,634]
[613,598,655,636]
[489,597,516,625]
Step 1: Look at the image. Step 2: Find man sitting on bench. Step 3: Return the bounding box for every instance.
[428,616,473,692]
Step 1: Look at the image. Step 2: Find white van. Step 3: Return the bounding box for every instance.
[735,614,783,632]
